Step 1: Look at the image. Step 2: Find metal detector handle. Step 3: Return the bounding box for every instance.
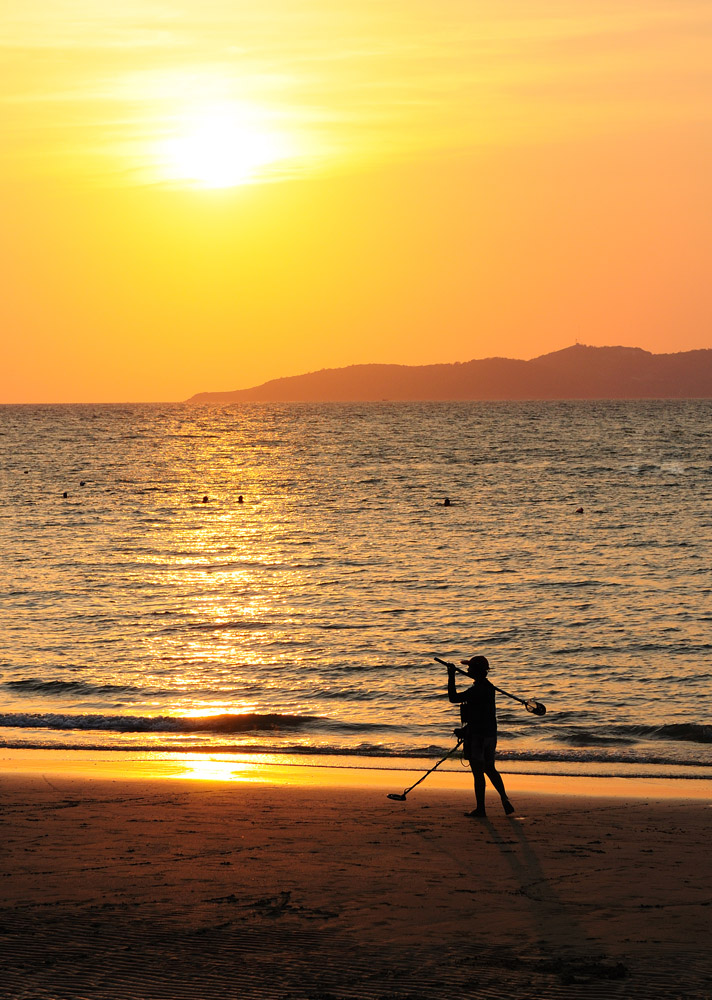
[433,656,469,678]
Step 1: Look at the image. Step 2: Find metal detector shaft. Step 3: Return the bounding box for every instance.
[388,739,463,801]
[434,655,526,704]
[433,656,546,716]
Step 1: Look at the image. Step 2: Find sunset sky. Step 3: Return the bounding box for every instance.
[3,1,711,402]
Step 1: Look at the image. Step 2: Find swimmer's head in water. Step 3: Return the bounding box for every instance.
[461,655,489,679]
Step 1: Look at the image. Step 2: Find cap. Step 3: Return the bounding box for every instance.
[460,655,489,672]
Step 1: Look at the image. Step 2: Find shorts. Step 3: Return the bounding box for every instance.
[464,734,497,764]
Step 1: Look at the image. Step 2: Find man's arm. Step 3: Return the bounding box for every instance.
[447,663,466,703]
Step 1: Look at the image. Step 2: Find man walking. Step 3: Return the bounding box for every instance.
[447,655,515,818]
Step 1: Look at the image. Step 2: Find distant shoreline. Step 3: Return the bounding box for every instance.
[4,395,712,407]
[7,344,712,404]
[186,344,712,403]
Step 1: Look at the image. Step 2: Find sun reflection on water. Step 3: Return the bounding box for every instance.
[172,755,264,783]
[176,702,258,718]
[137,430,302,724]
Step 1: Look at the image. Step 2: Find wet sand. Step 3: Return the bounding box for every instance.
[1,758,711,999]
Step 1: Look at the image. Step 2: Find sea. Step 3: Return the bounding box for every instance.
[1,400,711,781]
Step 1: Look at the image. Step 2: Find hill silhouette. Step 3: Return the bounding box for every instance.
[186,345,712,403]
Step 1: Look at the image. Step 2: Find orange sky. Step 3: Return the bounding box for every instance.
[2,1,711,402]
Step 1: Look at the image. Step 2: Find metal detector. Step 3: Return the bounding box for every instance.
[434,656,546,716]
[387,738,464,802]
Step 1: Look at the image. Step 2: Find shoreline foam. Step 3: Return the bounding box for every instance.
[3,746,712,799]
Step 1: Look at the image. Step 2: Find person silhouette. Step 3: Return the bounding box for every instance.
[447,655,514,818]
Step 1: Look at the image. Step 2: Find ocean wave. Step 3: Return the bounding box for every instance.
[156,619,274,634]
[496,747,712,767]
[614,722,712,745]
[0,712,319,734]
[316,623,373,630]
[154,560,324,574]
[550,722,712,746]
[551,642,712,655]
[551,731,637,747]
[3,679,141,696]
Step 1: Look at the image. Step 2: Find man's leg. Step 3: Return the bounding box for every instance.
[469,762,486,815]
[483,763,506,796]
[483,736,515,815]
[484,764,515,814]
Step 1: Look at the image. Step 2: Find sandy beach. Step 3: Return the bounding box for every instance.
[1,754,710,1000]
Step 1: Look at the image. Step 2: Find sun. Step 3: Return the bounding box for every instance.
[156,102,292,189]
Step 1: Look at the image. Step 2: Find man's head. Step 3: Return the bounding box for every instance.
[461,655,489,680]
